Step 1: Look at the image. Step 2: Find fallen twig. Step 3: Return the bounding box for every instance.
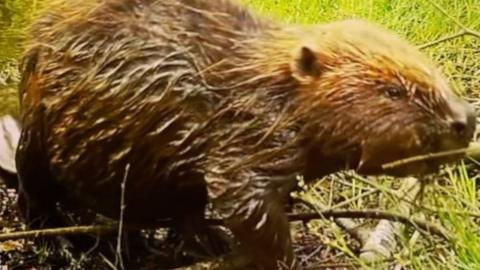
[418,0,480,50]
[115,164,130,270]
[0,225,116,242]
[288,210,451,241]
[0,210,451,243]
[382,142,480,170]
[419,29,480,49]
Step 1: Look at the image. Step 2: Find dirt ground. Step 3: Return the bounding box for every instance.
[0,178,334,270]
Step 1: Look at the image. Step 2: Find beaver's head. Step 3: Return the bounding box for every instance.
[290,20,475,177]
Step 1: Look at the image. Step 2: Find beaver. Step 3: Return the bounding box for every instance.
[17,0,475,269]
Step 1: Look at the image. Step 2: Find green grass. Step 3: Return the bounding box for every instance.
[0,0,480,269]
[0,0,39,117]
[242,0,480,97]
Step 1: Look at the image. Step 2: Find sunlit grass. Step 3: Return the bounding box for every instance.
[243,0,480,96]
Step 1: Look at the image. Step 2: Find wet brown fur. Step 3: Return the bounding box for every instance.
[17,0,475,269]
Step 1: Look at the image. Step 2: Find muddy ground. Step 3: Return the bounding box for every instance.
[0,178,338,270]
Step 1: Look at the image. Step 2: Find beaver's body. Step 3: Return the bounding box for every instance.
[17,0,475,269]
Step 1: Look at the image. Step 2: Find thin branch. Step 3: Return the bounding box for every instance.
[75,235,101,268]
[288,211,451,241]
[0,225,116,241]
[418,30,479,50]
[460,29,479,39]
[100,253,120,270]
[417,0,480,50]
[115,164,130,270]
[427,0,469,30]
[382,142,480,170]
[0,210,451,243]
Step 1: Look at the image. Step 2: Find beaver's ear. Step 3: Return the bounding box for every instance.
[291,45,323,83]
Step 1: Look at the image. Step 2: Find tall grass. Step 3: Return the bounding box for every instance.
[243,0,480,97]
[0,0,41,116]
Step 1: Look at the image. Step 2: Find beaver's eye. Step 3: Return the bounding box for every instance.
[383,86,405,100]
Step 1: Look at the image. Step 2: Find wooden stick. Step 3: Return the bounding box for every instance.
[382,143,480,170]
[419,29,480,49]
[0,210,451,242]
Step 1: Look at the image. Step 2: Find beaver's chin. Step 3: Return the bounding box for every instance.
[355,141,469,177]
[303,137,468,181]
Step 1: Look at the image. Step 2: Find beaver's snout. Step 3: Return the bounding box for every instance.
[445,94,476,143]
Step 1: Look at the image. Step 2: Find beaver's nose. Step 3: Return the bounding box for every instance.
[447,97,476,138]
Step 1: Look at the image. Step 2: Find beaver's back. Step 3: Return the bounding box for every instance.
[19,0,276,220]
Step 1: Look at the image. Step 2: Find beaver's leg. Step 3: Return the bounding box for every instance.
[16,127,65,230]
[16,128,110,269]
[206,172,299,270]
[165,177,234,265]
[169,211,233,261]
[15,127,81,266]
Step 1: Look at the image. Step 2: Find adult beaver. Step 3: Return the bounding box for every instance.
[17,0,475,269]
